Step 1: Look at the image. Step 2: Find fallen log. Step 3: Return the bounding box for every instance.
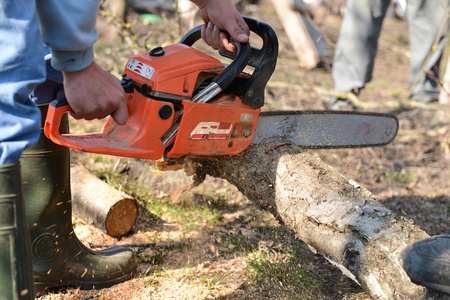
[71,164,139,238]
[184,137,445,299]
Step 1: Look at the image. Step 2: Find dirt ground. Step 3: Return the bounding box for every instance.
[38,1,449,299]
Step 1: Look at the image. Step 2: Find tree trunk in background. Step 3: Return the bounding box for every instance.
[439,57,450,104]
[271,0,330,69]
[186,137,445,300]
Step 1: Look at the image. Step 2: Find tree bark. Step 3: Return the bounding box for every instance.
[185,137,445,300]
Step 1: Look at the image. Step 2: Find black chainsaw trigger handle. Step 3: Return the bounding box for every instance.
[50,96,69,108]
[180,24,251,92]
[179,17,278,108]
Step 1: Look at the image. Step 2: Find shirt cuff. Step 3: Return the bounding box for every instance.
[50,46,95,72]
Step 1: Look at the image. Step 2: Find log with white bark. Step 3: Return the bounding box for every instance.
[184,137,445,300]
[71,164,139,238]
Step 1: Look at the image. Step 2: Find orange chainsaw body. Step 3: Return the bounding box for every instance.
[45,43,260,160]
[44,17,277,161]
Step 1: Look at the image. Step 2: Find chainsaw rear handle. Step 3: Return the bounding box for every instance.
[44,97,72,147]
[180,16,278,108]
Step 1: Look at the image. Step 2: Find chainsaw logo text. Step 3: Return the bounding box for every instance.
[189,122,232,140]
[127,58,155,80]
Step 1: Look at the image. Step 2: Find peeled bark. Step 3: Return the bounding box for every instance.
[185,137,445,300]
[71,164,139,238]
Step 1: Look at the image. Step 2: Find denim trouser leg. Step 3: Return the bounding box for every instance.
[332,0,391,93]
[408,0,449,101]
[0,0,45,165]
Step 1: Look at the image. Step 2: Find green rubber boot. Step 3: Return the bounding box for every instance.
[20,104,137,295]
[0,162,34,300]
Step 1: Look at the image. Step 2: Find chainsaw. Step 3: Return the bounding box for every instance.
[44,17,398,163]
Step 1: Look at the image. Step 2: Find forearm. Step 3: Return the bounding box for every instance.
[36,0,101,72]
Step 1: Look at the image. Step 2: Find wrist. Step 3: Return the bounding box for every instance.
[62,61,96,79]
[190,0,209,9]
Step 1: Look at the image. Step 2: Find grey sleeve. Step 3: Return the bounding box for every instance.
[36,0,101,72]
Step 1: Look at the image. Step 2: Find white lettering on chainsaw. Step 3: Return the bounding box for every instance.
[126,58,155,80]
[189,122,232,140]
[240,113,253,123]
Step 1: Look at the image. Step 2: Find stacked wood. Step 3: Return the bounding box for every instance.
[71,164,139,238]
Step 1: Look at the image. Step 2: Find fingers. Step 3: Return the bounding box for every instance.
[110,100,128,125]
[230,17,250,44]
[219,32,237,55]
[202,22,246,54]
[201,22,219,51]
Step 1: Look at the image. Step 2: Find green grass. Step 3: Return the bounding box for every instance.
[91,166,240,232]
[384,171,419,184]
[243,247,323,299]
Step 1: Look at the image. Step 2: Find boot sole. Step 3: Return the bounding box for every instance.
[414,280,450,295]
[34,267,137,296]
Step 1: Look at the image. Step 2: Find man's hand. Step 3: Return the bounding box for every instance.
[191,0,250,54]
[62,62,128,125]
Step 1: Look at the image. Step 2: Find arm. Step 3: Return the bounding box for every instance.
[36,0,128,124]
[191,0,250,54]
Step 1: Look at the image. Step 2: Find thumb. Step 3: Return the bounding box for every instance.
[111,103,128,125]
[233,30,249,44]
[227,18,249,44]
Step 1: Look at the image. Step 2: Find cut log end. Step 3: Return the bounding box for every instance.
[71,164,139,238]
[105,198,139,237]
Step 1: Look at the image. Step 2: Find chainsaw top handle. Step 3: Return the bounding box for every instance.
[180,16,278,108]
[181,26,251,95]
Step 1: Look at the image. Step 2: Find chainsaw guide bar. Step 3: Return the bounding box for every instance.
[253,110,398,148]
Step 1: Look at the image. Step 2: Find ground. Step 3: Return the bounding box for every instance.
[38,1,449,299]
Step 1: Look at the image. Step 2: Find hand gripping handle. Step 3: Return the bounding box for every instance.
[181,16,279,108]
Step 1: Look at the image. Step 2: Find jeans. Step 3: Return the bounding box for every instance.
[0,0,44,165]
[332,0,449,102]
